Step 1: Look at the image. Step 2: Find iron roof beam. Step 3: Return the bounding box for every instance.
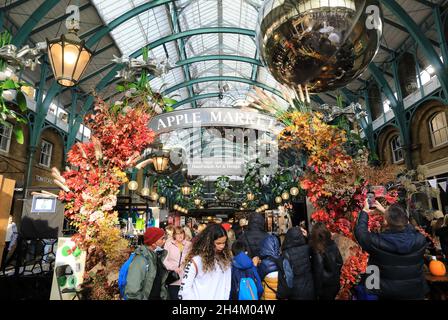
[1,0,31,11]
[29,2,92,36]
[379,0,448,98]
[12,0,61,47]
[383,18,439,47]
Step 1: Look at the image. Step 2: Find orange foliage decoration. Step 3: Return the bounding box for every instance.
[278,111,396,299]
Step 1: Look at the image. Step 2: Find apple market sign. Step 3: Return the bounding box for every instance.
[149,107,283,134]
[148,108,282,176]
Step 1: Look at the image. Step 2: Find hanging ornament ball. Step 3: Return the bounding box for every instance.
[282,191,290,200]
[290,187,299,196]
[256,0,382,93]
[159,196,167,204]
[275,196,283,204]
[128,180,138,191]
[150,192,159,201]
[141,188,150,197]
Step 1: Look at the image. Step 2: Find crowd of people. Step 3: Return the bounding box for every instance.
[121,198,445,300]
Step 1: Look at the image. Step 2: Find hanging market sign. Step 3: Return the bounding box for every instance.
[149,107,283,134]
[206,201,241,209]
[149,108,281,176]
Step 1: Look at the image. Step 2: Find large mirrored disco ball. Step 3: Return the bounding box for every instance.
[256,0,382,93]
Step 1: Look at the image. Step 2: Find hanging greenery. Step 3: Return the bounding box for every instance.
[114,48,177,114]
[0,30,29,144]
[156,176,177,199]
[214,175,235,201]
[190,179,205,199]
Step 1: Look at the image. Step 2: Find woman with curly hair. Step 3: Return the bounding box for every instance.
[178,223,232,300]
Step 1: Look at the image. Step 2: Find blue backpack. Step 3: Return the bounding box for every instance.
[238,277,259,300]
[118,253,149,300]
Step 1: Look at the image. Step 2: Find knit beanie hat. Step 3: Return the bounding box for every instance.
[222,223,232,231]
[144,227,165,246]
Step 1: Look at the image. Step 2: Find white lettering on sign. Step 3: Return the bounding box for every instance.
[35,175,54,184]
[192,112,201,123]
[210,111,222,123]
[166,116,176,127]
[150,108,283,134]
[157,119,167,130]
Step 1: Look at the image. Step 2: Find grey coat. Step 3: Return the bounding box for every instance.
[124,245,169,300]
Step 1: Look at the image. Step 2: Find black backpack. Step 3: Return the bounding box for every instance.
[263,255,294,300]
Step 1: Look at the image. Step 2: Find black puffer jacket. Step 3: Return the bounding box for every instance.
[435,226,448,257]
[241,214,269,258]
[311,241,343,300]
[282,227,315,300]
[355,211,429,300]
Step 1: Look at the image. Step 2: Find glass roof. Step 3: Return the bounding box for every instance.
[91,0,287,109]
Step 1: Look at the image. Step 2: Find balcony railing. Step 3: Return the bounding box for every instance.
[24,95,90,142]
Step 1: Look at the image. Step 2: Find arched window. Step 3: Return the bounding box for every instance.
[429,112,448,147]
[390,135,404,163]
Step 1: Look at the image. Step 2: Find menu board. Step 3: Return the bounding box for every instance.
[31,196,56,213]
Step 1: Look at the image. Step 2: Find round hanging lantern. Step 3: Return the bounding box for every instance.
[275,196,283,204]
[47,20,92,87]
[263,204,269,210]
[140,187,150,197]
[128,181,138,191]
[159,196,167,204]
[174,204,179,210]
[247,192,255,201]
[281,191,290,200]
[256,0,382,93]
[181,183,191,196]
[290,187,299,196]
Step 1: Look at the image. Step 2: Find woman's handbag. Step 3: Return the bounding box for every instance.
[166,270,180,285]
[166,246,183,285]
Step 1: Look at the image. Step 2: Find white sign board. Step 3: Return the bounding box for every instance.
[149,107,283,134]
[50,237,86,300]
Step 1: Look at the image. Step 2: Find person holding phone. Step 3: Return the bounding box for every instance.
[354,199,429,300]
[366,188,376,209]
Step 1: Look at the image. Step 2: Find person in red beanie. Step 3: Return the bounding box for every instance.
[221,223,232,232]
[124,227,169,300]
